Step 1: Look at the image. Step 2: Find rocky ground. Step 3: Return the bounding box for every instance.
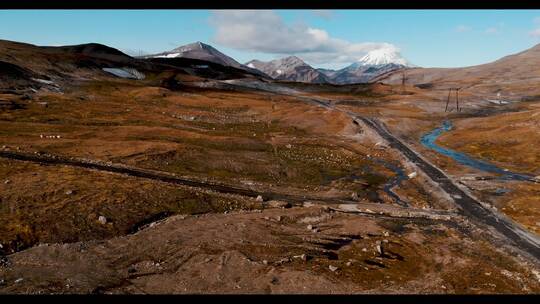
[1,54,540,293]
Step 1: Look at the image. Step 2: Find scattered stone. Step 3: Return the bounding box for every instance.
[376,245,382,255]
[267,200,291,208]
[14,278,23,284]
[329,265,338,272]
[204,258,211,263]
[98,216,107,225]
[307,225,313,230]
[293,254,307,261]
[4,180,10,184]
[65,190,73,195]
[351,192,359,200]
[286,144,292,149]
[264,216,270,220]
[1,145,6,149]
[255,195,264,202]
[408,172,417,179]
[383,231,390,237]
[262,260,268,265]
[0,279,5,286]
[485,272,491,276]
[362,248,367,252]
[302,201,315,207]
[276,216,282,222]
[346,261,352,266]
[364,208,375,214]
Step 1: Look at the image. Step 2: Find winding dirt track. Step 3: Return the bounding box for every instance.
[0,150,348,205]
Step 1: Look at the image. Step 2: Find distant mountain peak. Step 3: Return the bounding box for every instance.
[245,56,328,83]
[171,41,213,53]
[357,48,411,67]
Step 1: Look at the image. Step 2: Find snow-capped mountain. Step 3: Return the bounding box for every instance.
[319,48,413,84]
[144,42,267,77]
[145,42,241,67]
[357,47,412,67]
[245,56,330,83]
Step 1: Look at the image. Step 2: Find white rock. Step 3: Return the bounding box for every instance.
[98,216,107,225]
[302,201,315,207]
[255,195,264,202]
[408,172,417,179]
[376,245,382,255]
[14,278,23,284]
[329,265,338,272]
[307,225,313,230]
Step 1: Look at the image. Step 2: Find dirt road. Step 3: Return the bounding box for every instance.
[355,116,540,260]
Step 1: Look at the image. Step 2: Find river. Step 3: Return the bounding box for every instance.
[420,121,534,182]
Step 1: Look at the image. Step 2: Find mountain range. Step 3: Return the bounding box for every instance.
[144,42,413,85]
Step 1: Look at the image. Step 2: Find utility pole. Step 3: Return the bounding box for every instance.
[456,88,461,112]
[401,70,407,94]
[444,87,462,112]
[445,88,451,112]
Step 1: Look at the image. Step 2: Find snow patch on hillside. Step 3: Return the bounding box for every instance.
[102,67,145,80]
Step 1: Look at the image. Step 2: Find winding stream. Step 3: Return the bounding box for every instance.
[420,121,534,182]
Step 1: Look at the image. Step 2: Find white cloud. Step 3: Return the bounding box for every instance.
[208,10,398,66]
[455,25,472,33]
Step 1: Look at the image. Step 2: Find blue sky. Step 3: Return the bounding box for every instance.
[1,10,540,69]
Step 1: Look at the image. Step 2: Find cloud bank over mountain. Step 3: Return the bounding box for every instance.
[209,10,400,68]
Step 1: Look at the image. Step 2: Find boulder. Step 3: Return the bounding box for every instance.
[255,195,264,202]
